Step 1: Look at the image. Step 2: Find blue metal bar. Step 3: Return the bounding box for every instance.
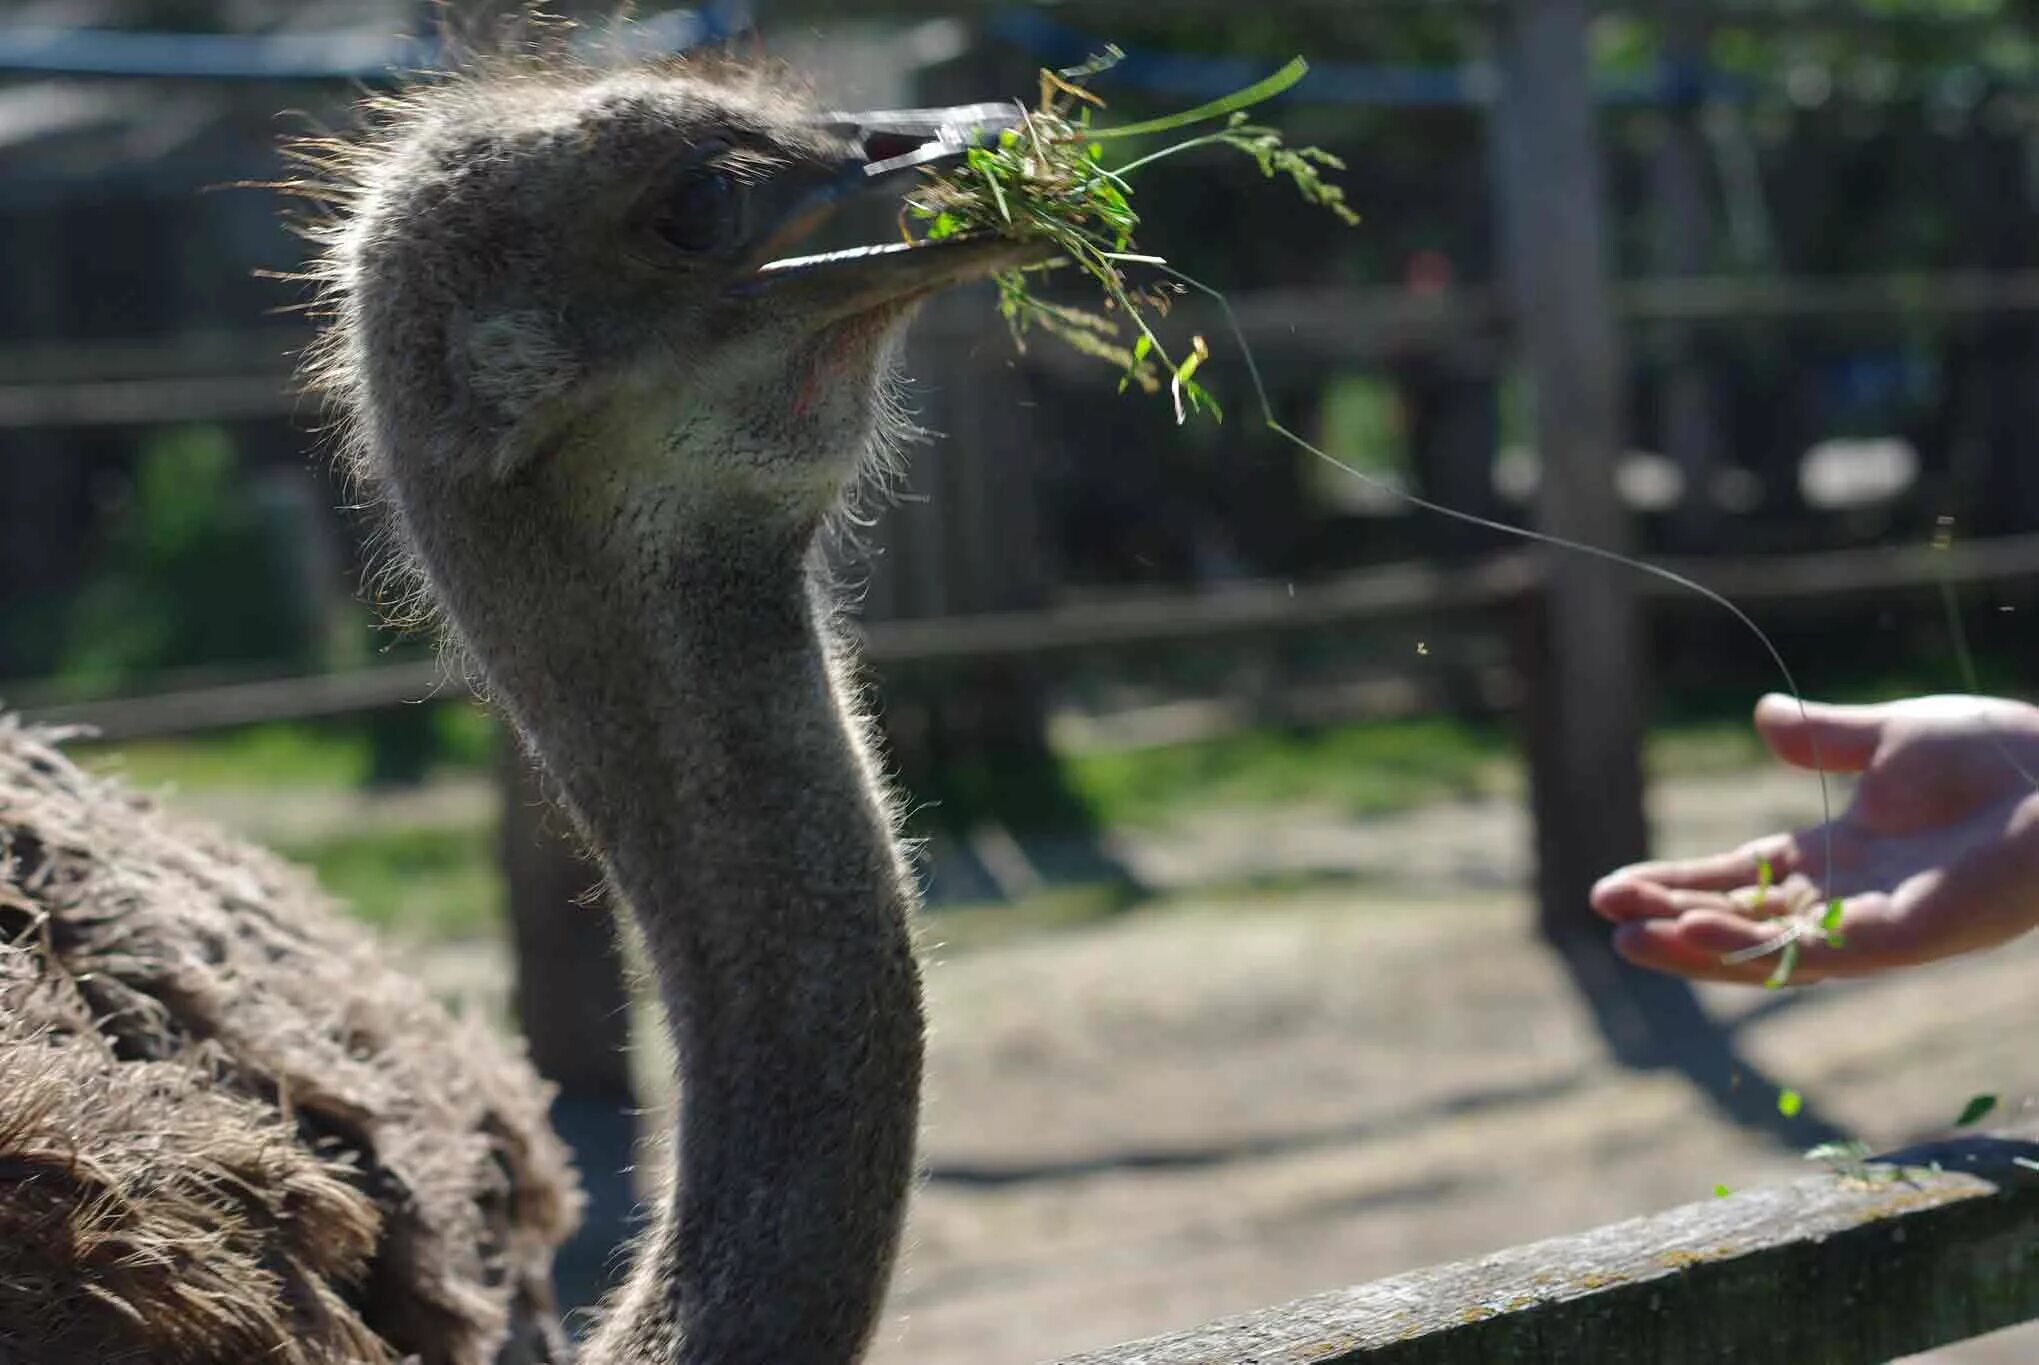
[984,9,1761,108]
[0,9,714,80]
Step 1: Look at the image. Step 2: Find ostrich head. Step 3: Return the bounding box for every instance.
[307,60,1034,655]
[300,56,1041,1365]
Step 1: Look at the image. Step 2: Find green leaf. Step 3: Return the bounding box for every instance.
[1090,57,1311,141]
[1169,336,1213,424]
[1955,1094,1998,1127]
[1763,938,1800,990]
[1777,1088,1804,1119]
[1712,1183,1731,1198]
[1820,896,1845,946]
[903,47,1349,423]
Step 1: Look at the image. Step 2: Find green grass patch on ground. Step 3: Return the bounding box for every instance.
[75,703,499,793]
[82,721,376,790]
[274,823,504,944]
[922,880,1145,953]
[1643,718,1767,777]
[1064,716,1510,829]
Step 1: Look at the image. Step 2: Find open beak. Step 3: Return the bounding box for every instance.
[728,102,1058,320]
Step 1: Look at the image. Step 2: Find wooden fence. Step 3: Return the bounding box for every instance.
[1053,1115,2039,1363]
[22,531,2039,744]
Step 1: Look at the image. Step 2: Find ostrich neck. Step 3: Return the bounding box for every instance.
[530,553,923,1365]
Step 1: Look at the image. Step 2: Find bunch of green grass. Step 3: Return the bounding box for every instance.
[904,48,1356,423]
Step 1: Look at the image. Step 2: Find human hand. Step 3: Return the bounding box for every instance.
[1592,694,2039,985]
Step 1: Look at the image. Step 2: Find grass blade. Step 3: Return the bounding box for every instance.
[1089,57,1310,141]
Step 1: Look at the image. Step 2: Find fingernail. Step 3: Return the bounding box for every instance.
[1611,922,1656,960]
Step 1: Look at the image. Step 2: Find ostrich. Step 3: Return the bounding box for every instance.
[2,46,1046,1365]
[302,52,1048,1364]
[0,717,579,1364]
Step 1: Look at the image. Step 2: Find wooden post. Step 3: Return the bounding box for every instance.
[497,745,636,1313]
[850,36,1131,886]
[1493,0,1651,943]
[1652,0,1722,552]
[498,749,631,1097]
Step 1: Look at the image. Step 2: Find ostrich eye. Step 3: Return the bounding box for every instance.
[650,169,744,255]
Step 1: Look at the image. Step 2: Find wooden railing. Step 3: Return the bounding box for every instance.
[17,533,2039,743]
[1054,1117,2039,1364]
[10,270,2039,427]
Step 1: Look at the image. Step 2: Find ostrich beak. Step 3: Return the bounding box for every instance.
[731,102,1057,320]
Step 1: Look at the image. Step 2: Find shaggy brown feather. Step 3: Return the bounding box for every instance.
[0,718,581,1364]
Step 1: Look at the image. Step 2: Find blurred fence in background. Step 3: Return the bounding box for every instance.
[9,0,2039,886]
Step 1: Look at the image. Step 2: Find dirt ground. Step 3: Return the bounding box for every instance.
[891,890,2039,1364]
[393,765,2039,1363]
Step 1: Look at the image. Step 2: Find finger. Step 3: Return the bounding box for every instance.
[1753,694,1887,774]
[1592,878,1734,923]
[1590,833,1807,920]
[1612,901,1919,985]
[1613,916,1803,983]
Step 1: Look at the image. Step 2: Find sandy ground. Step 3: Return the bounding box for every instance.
[891,891,2039,1364]
[207,765,2038,1363]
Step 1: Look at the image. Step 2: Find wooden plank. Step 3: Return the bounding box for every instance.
[1494,0,1650,943]
[1620,270,2039,322]
[0,374,301,428]
[860,556,1539,664]
[6,270,2039,422]
[1051,1125,2039,1364]
[1662,533,2039,603]
[16,533,2039,742]
[1170,273,2039,357]
[15,659,451,740]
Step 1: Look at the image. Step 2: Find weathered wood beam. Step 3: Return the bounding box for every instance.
[19,533,2039,741]
[1052,1124,2039,1364]
[24,271,2039,427]
[1494,0,1649,943]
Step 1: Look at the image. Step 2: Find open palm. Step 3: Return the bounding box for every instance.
[1593,694,2039,985]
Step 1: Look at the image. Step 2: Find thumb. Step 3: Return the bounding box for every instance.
[1752,694,1886,774]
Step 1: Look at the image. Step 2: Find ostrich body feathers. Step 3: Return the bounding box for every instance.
[0,719,581,1364]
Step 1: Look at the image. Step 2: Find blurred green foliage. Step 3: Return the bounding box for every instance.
[77,703,498,792]
[56,425,318,696]
[276,822,503,944]
[1319,375,1406,479]
[1066,716,1508,828]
